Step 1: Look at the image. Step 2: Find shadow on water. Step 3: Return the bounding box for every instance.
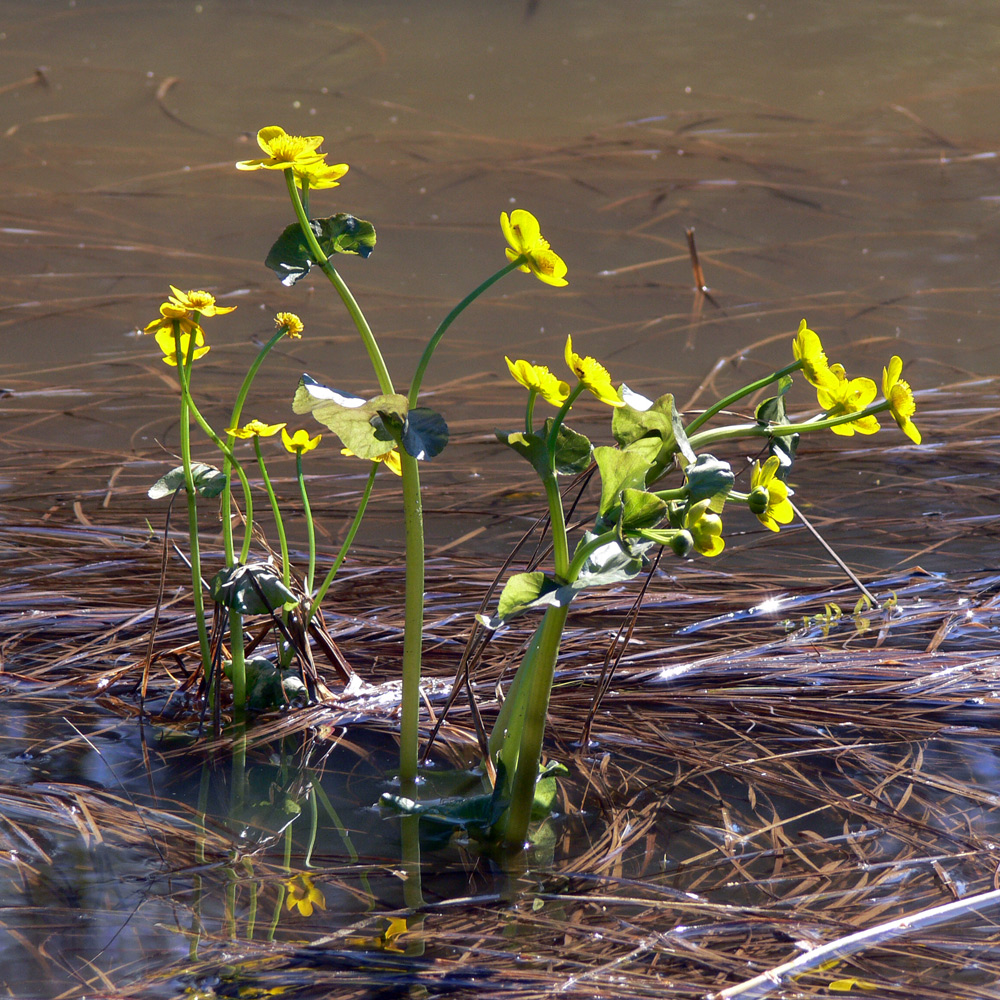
[2,0,1000,996]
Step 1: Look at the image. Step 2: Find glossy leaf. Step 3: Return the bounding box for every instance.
[684,454,734,511]
[593,442,659,520]
[265,214,377,286]
[149,463,227,500]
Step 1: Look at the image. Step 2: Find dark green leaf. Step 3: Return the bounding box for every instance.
[149,463,227,500]
[402,407,449,460]
[210,563,297,616]
[264,214,376,286]
[572,531,652,590]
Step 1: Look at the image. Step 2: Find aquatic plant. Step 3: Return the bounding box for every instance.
[142,125,923,852]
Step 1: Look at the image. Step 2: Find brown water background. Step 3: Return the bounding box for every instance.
[1,0,997,573]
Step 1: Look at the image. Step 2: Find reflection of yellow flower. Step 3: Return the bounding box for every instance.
[292,158,350,190]
[284,874,326,917]
[791,319,837,389]
[749,456,794,532]
[505,357,570,406]
[341,446,402,476]
[684,499,724,556]
[564,335,624,407]
[500,209,568,287]
[275,312,304,339]
[236,126,326,171]
[882,356,921,444]
[816,372,880,436]
[226,419,287,439]
[282,428,322,454]
[158,331,209,367]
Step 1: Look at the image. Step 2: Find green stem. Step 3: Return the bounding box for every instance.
[222,324,294,565]
[308,460,379,624]
[684,361,803,435]
[284,170,393,395]
[502,603,570,851]
[295,452,316,597]
[182,393,256,565]
[543,476,571,581]
[564,530,617,584]
[397,450,424,795]
[174,326,212,676]
[408,258,524,408]
[687,400,892,451]
[254,438,290,588]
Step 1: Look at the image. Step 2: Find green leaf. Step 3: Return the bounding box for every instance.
[755,374,793,426]
[531,761,569,821]
[265,214,377,286]
[496,419,591,480]
[612,390,690,479]
[572,531,652,589]
[593,443,659,520]
[292,374,409,459]
[210,563,298,616]
[149,463,226,500]
[618,488,668,534]
[224,656,307,713]
[684,454,734,511]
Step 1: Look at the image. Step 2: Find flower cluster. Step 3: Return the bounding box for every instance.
[236,125,349,191]
[505,335,625,410]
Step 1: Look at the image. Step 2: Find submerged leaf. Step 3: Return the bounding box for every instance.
[148,463,227,500]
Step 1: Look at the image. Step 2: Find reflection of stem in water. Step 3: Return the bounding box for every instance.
[313,780,375,906]
[304,785,319,869]
[399,813,425,956]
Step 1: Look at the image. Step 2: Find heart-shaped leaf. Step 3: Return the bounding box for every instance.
[149,463,227,500]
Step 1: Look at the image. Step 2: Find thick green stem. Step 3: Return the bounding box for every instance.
[502,603,570,851]
[295,452,316,597]
[397,450,424,795]
[684,361,803,435]
[308,460,379,624]
[408,258,524,408]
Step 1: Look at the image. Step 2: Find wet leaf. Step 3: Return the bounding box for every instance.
[148,463,226,500]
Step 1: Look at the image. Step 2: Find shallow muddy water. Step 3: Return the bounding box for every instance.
[2,1,1000,997]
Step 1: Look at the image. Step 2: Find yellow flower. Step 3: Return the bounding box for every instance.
[816,371,881,436]
[749,456,794,532]
[236,126,326,171]
[341,446,402,476]
[505,356,570,406]
[159,331,210,367]
[275,312,304,339]
[166,285,236,317]
[564,335,625,407]
[792,319,838,389]
[500,209,568,287]
[684,499,725,556]
[144,302,203,340]
[292,158,350,190]
[284,874,325,917]
[282,428,322,454]
[226,419,287,439]
[882,356,921,444]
